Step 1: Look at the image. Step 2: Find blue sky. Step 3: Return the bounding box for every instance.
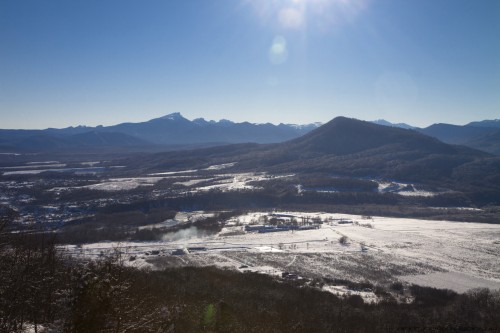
[1,0,499,129]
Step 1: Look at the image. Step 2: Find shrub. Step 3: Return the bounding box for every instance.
[339,235,349,245]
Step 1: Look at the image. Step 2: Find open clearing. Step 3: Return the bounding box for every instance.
[63,212,500,293]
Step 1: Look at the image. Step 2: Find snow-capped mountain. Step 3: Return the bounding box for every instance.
[0,113,321,152]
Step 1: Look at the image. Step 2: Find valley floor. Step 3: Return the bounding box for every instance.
[62,212,500,294]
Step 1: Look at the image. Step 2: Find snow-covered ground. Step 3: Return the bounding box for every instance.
[181,172,293,192]
[55,170,289,192]
[83,177,166,191]
[1,163,67,170]
[322,285,379,304]
[401,271,500,293]
[196,173,261,191]
[149,169,198,176]
[377,180,438,197]
[203,162,236,170]
[61,212,500,293]
[35,164,441,199]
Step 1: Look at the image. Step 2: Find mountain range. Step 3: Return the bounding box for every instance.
[128,116,499,205]
[372,119,500,155]
[0,113,499,155]
[2,115,499,204]
[0,113,320,153]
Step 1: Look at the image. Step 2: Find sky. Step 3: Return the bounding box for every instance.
[0,0,499,129]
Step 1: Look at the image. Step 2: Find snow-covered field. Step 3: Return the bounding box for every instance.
[61,212,500,294]
[65,171,292,192]
[26,161,443,198]
[83,177,166,191]
[376,180,439,197]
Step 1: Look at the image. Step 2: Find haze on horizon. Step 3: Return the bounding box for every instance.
[1,0,499,129]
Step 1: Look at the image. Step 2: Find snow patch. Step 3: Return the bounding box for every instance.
[204,162,236,170]
[150,169,198,176]
[84,177,164,191]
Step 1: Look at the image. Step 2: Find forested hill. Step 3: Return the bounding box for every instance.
[127,117,499,202]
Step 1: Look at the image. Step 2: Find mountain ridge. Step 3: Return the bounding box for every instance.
[373,119,500,155]
[0,113,321,152]
[1,113,499,155]
[127,116,499,206]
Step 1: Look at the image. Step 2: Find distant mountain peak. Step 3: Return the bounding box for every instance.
[193,118,209,125]
[217,119,235,126]
[284,122,323,130]
[158,112,185,121]
[290,116,456,156]
[372,119,393,126]
[466,119,500,128]
[371,119,415,129]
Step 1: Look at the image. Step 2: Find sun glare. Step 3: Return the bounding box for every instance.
[244,0,369,30]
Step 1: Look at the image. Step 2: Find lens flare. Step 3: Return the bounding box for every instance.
[269,36,288,65]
